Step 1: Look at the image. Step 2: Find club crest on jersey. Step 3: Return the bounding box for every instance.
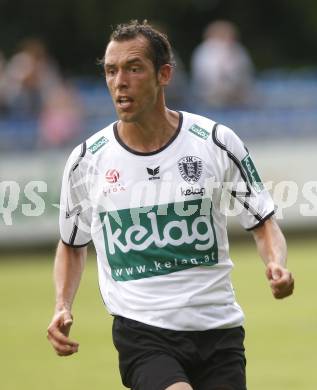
[178,156,203,184]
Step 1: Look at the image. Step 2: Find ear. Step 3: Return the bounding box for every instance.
[157,64,173,86]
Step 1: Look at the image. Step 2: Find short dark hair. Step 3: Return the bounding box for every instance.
[108,20,175,73]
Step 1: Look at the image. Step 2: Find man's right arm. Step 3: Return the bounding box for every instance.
[47,240,87,356]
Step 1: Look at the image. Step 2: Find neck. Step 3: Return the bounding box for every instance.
[117,107,180,153]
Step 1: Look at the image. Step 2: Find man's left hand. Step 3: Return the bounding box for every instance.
[266,262,294,299]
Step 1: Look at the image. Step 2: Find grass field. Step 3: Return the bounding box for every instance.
[0,236,315,390]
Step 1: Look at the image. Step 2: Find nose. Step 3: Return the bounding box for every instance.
[114,69,128,89]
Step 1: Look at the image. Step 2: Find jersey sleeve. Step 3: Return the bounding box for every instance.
[213,124,275,230]
[59,142,92,247]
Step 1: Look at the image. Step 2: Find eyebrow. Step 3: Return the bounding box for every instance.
[105,57,143,68]
[126,57,143,64]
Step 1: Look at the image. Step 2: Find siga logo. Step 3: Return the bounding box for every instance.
[105,169,120,183]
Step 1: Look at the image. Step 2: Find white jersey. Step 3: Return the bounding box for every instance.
[59,111,274,331]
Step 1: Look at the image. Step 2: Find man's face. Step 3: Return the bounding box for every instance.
[104,36,162,123]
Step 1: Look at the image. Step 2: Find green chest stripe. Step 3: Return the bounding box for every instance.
[100,199,218,281]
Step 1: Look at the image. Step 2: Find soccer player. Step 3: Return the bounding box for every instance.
[47,20,294,390]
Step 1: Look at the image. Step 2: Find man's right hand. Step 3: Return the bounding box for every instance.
[47,309,79,356]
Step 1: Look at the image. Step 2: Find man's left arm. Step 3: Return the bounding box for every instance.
[251,217,294,299]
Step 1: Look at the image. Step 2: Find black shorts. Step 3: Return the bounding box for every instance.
[112,316,247,390]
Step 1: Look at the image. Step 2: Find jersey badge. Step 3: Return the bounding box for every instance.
[188,124,210,140]
[104,169,126,195]
[241,154,264,193]
[147,166,160,181]
[178,156,203,184]
[88,136,108,154]
[105,169,120,183]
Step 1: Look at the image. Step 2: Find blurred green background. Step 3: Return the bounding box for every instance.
[1,236,315,390]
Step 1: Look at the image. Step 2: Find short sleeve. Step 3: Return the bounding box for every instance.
[213,124,275,230]
[59,142,92,247]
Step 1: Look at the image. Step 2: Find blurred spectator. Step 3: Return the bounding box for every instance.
[0,38,84,147]
[191,20,254,108]
[1,38,61,117]
[38,81,83,147]
[0,51,7,114]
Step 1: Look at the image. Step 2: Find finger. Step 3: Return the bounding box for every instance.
[265,267,272,281]
[273,288,293,299]
[270,270,292,287]
[64,318,73,326]
[47,331,79,353]
[62,311,73,326]
[48,335,78,356]
[266,264,282,281]
[267,264,284,281]
[60,320,73,337]
[271,278,294,299]
[47,326,78,347]
[272,268,283,281]
[57,350,77,357]
[270,277,287,289]
[54,311,73,336]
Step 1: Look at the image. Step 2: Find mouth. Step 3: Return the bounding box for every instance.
[116,96,134,110]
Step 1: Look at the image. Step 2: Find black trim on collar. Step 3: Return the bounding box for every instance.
[113,111,183,156]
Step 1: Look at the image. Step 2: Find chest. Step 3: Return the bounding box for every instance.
[88,142,225,215]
